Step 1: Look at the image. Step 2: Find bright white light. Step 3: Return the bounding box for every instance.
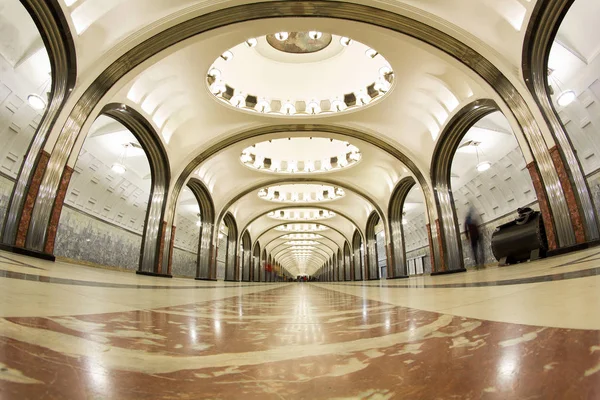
[289,160,298,173]
[210,82,226,95]
[331,100,346,112]
[402,218,408,225]
[111,163,126,175]
[305,160,314,172]
[240,152,252,163]
[230,94,245,107]
[27,94,46,110]
[340,37,353,46]
[275,32,289,41]
[557,90,576,107]
[282,103,296,115]
[245,38,258,47]
[220,51,233,61]
[208,68,221,78]
[308,31,322,40]
[307,102,321,115]
[379,66,392,76]
[365,48,378,58]
[477,161,492,172]
[196,220,202,227]
[256,100,271,113]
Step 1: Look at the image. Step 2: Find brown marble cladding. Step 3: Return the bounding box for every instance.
[167,225,176,276]
[550,146,586,244]
[1,285,600,399]
[426,222,435,273]
[15,151,50,248]
[527,162,558,250]
[435,219,447,272]
[44,165,73,254]
[156,221,167,275]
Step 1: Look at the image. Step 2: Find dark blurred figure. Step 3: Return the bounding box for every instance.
[464,207,483,269]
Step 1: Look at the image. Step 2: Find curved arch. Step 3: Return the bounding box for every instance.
[352,229,365,281]
[522,0,599,242]
[216,177,385,240]
[365,211,383,280]
[28,1,574,270]
[240,230,252,281]
[252,241,261,282]
[47,103,170,274]
[343,241,352,281]
[185,178,215,280]
[3,0,77,246]
[274,247,331,266]
[239,205,364,242]
[264,233,340,254]
[431,99,516,273]
[388,176,416,278]
[222,212,238,281]
[271,242,337,261]
[253,221,351,250]
[336,248,343,282]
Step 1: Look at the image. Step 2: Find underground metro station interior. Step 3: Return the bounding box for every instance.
[0,0,600,398]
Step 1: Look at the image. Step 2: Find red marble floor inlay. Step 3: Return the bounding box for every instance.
[0,285,599,399]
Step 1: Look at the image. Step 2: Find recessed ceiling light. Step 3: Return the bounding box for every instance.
[245,38,258,47]
[557,90,576,107]
[308,31,322,40]
[220,51,233,61]
[208,68,221,78]
[27,94,46,110]
[275,32,289,41]
[111,163,126,174]
[365,48,378,58]
[476,161,492,172]
[340,37,353,46]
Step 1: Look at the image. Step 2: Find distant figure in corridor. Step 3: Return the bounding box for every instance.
[464,207,483,269]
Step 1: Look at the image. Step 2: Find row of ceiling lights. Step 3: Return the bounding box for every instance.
[268,209,335,220]
[258,187,345,202]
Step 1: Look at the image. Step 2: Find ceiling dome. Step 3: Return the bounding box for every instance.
[206,32,394,117]
[240,137,361,174]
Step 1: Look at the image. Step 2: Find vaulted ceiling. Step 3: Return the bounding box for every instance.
[2,0,599,277]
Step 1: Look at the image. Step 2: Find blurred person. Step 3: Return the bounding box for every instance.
[464,207,483,269]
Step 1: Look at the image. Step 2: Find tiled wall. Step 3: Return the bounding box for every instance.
[54,205,142,270]
[405,246,432,275]
[171,248,196,278]
[0,174,14,233]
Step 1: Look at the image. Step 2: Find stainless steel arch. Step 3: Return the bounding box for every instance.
[222,212,239,281]
[186,178,216,280]
[522,0,600,243]
[365,211,383,280]
[239,205,363,243]
[352,229,365,281]
[2,0,77,246]
[388,177,417,278]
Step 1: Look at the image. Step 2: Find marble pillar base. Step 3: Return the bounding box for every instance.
[547,239,600,257]
[387,275,409,279]
[136,271,173,278]
[431,267,467,276]
[0,243,55,262]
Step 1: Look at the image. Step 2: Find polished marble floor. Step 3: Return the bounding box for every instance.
[0,249,599,399]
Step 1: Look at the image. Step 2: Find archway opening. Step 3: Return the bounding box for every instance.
[221,213,238,281]
[54,116,152,271]
[402,185,432,275]
[449,112,538,268]
[352,230,364,281]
